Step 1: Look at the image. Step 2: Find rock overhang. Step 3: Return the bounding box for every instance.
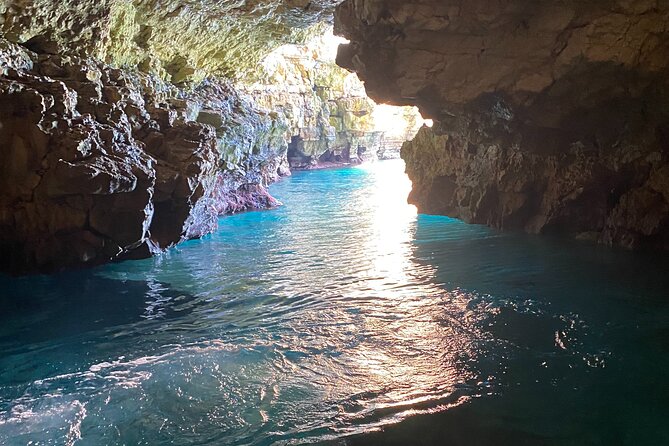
[332,0,669,250]
[1,0,346,83]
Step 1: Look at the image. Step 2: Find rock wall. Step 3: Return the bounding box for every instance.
[0,40,288,273]
[243,28,425,168]
[335,0,669,249]
[0,0,427,273]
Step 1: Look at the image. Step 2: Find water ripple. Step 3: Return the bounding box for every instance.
[1,161,669,445]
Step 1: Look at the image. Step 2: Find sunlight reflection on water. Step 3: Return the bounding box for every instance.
[1,161,668,445]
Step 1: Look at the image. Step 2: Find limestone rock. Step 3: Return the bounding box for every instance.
[244,28,422,168]
[1,1,345,83]
[0,40,288,273]
[336,0,669,249]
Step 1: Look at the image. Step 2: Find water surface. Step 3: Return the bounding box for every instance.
[1,160,668,445]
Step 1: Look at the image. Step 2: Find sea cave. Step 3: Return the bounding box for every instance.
[1,1,668,445]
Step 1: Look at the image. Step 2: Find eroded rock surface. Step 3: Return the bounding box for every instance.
[335,0,669,249]
[0,40,286,273]
[1,0,344,82]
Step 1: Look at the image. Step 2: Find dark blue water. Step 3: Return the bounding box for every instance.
[1,160,668,445]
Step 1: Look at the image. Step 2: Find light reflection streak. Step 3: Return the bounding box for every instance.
[0,161,495,445]
[1,159,663,445]
[300,162,485,434]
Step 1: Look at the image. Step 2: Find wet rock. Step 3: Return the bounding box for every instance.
[335,0,669,249]
[0,40,289,273]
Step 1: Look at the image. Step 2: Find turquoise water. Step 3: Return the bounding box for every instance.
[1,160,668,445]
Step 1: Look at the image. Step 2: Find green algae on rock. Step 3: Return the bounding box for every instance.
[243,28,424,167]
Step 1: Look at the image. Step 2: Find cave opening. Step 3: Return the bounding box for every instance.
[242,27,430,170]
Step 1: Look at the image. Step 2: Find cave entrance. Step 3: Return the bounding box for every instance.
[241,26,431,171]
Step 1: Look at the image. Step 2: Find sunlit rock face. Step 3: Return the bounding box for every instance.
[243,28,424,168]
[335,0,669,249]
[1,0,343,83]
[244,29,377,167]
[0,40,287,273]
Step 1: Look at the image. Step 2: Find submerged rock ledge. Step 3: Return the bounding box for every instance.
[335,0,669,249]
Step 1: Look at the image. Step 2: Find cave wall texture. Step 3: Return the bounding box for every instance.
[0,0,403,273]
[0,40,288,272]
[1,0,340,82]
[0,1,355,273]
[334,0,669,249]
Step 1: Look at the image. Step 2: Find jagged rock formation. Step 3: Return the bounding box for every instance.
[0,0,424,273]
[335,0,669,249]
[0,40,287,273]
